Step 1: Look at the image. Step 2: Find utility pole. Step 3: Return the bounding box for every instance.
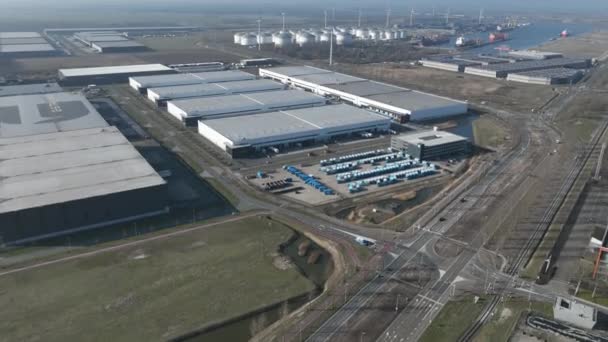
[395,294,400,311]
[479,8,484,25]
[409,8,414,26]
[445,8,450,25]
[281,12,286,31]
[329,29,333,66]
[385,8,391,28]
[256,18,262,51]
[358,8,362,27]
[332,8,335,20]
[324,10,328,29]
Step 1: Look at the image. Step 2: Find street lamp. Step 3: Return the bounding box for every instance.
[360,331,366,342]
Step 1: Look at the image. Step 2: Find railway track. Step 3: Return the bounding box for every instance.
[458,118,608,342]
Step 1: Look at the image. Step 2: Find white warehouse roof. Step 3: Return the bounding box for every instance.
[198,103,390,149]
[147,79,284,102]
[59,64,173,78]
[260,66,468,122]
[0,92,109,138]
[167,89,326,120]
[130,70,255,90]
[259,65,331,77]
[393,130,469,147]
[0,126,166,214]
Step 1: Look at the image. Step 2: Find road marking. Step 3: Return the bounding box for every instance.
[416,294,443,306]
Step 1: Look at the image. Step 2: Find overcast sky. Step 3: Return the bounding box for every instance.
[1,0,605,14]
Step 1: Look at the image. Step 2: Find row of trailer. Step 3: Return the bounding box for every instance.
[320,149,388,166]
[321,150,411,175]
[336,159,424,183]
[284,165,335,196]
[348,165,438,193]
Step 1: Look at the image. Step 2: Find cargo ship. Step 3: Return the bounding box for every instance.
[455,32,510,49]
[421,34,451,46]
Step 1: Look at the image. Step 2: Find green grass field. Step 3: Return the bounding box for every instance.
[473,299,553,342]
[0,216,315,342]
[472,116,507,149]
[419,295,487,342]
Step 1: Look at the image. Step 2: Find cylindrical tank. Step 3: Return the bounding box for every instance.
[240,33,257,46]
[320,33,331,42]
[274,32,293,47]
[355,28,368,39]
[383,30,393,40]
[257,33,273,45]
[398,30,407,39]
[233,32,245,44]
[369,30,380,40]
[296,32,315,46]
[336,33,353,46]
[309,30,323,42]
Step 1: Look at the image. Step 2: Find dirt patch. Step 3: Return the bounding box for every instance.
[271,252,294,271]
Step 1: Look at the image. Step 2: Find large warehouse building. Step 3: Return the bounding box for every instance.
[259,65,468,122]
[168,89,326,125]
[74,31,148,53]
[464,58,590,79]
[0,83,63,97]
[506,68,584,85]
[0,92,167,244]
[58,64,176,86]
[129,70,256,93]
[146,79,283,105]
[0,32,58,58]
[391,129,470,160]
[198,104,391,157]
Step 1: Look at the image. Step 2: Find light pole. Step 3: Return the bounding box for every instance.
[256,18,262,51]
[395,294,400,311]
[360,331,366,342]
[281,12,286,31]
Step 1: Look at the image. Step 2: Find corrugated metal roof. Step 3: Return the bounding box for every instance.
[149,79,283,100]
[0,83,63,97]
[0,126,165,214]
[0,44,55,53]
[60,64,173,77]
[0,92,108,138]
[394,130,468,146]
[0,32,41,38]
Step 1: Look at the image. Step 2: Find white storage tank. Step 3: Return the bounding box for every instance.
[240,33,257,46]
[257,33,273,45]
[355,28,368,39]
[398,30,407,39]
[369,30,380,40]
[336,33,353,46]
[274,32,293,47]
[320,33,332,42]
[383,30,393,40]
[233,32,245,44]
[296,32,315,46]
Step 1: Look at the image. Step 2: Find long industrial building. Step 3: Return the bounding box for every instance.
[0,32,57,57]
[391,129,470,160]
[74,31,148,53]
[0,92,167,244]
[465,58,590,78]
[198,104,391,157]
[259,65,468,122]
[506,68,584,85]
[58,64,176,86]
[168,89,326,125]
[146,79,284,105]
[129,70,256,93]
[0,83,63,97]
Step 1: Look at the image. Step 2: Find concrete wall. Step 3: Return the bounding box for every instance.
[0,184,168,244]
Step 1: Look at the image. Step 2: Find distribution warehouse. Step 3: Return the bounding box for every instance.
[259,65,468,122]
[146,79,282,105]
[168,89,326,125]
[129,70,255,93]
[59,64,176,86]
[0,92,167,244]
[391,129,470,160]
[0,32,58,57]
[198,104,391,157]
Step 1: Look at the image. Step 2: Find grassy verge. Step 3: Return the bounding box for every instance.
[472,116,508,149]
[419,295,487,342]
[576,288,608,307]
[0,216,315,342]
[473,299,553,342]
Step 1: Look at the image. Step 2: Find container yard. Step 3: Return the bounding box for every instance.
[260,65,468,123]
[197,104,391,158]
[146,79,284,105]
[167,89,326,125]
[506,68,585,85]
